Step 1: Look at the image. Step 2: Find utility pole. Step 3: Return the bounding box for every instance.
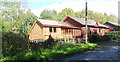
[85,0,88,44]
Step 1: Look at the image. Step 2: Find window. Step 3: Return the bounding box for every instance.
[94,29,97,34]
[49,27,52,32]
[53,27,56,32]
[100,29,103,32]
[49,27,57,33]
[65,29,68,34]
[99,29,102,32]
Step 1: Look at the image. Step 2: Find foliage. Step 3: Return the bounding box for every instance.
[42,35,58,49]
[95,39,116,45]
[0,1,37,34]
[40,9,57,20]
[88,31,119,43]
[0,57,14,62]
[57,8,75,21]
[94,31,120,44]
[40,8,75,21]
[99,35,110,41]
[105,31,120,35]
[1,43,97,61]
[19,9,37,35]
[2,32,29,57]
[105,31,120,40]
[88,34,100,43]
[40,9,117,24]
[1,21,10,32]
[1,1,37,58]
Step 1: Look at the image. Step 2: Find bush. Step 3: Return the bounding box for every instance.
[43,35,57,49]
[105,31,120,40]
[99,35,111,41]
[88,34,100,43]
[0,57,14,62]
[2,32,29,57]
[105,31,120,35]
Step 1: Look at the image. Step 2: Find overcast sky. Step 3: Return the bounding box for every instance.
[24,0,119,17]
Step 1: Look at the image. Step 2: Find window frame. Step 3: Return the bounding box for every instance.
[49,27,57,33]
[49,27,52,33]
[99,29,103,32]
[53,27,56,33]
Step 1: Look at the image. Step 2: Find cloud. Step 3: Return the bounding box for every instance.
[88,1,118,16]
[31,0,118,17]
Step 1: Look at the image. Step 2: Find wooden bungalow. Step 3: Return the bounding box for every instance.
[29,16,109,42]
[104,21,120,31]
[29,19,81,41]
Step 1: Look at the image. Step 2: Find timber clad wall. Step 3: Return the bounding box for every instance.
[29,22,73,40]
[43,27,64,39]
[29,21,44,40]
[61,28,81,38]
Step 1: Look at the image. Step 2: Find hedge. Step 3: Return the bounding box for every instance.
[105,31,120,35]
[88,31,120,43]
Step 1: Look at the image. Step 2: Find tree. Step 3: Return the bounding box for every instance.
[0,1,37,34]
[1,1,37,58]
[40,8,75,21]
[19,9,37,35]
[0,1,24,32]
[58,8,74,17]
[57,8,74,21]
[40,9,57,20]
[74,9,85,18]
[39,8,117,23]
[74,10,117,24]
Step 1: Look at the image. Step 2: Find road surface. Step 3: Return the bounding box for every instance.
[56,42,120,62]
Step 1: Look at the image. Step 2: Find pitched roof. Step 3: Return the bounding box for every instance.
[104,21,120,27]
[37,19,80,29]
[37,19,70,26]
[66,16,108,28]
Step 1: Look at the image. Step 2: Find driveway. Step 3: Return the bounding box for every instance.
[57,42,120,62]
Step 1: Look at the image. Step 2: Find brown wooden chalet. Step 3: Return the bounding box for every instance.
[104,21,120,31]
[29,16,109,41]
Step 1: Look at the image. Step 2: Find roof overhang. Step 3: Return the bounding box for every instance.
[42,24,81,29]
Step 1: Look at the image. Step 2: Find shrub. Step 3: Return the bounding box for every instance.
[2,32,29,57]
[99,35,111,41]
[88,34,100,43]
[0,57,14,62]
[105,31,120,35]
[105,31,120,40]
